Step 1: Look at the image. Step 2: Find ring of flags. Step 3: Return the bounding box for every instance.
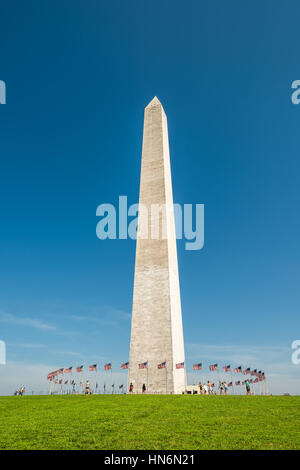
[47,362,266,382]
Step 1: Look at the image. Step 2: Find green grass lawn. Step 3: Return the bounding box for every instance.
[0,394,299,450]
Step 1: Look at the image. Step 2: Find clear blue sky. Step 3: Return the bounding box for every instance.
[0,1,299,394]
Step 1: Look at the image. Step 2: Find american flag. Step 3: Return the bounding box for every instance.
[104,363,112,370]
[89,364,97,371]
[120,362,129,370]
[243,368,251,375]
[251,369,257,376]
[176,362,184,369]
[57,368,64,375]
[48,370,60,379]
[76,365,83,373]
[223,365,231,373]
[235,380,240,386]
[209,363,218,371]
[158,361,166,369]
[138,361,148,369]
[193,363,202,370]
[234,366,242,373]
[64,367,72,373]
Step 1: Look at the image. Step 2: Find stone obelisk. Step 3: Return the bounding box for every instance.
[129,97,186,394]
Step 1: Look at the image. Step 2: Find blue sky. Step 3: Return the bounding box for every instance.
[0,1,299,395]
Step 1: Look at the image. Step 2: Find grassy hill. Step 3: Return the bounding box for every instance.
[0,394,299,450]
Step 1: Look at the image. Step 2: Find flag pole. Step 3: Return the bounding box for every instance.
[250,377,254,395]
[165,360,167,394]
[258,371,262,395]
[127,363,130,394]
[93,366,96,394]
[217,366,221,394]
[95,366,98,394]
[241,365,244,395]
[147,361,149,393]
[231,369,235,395]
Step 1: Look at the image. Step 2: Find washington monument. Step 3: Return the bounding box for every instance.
[129,97,186,394]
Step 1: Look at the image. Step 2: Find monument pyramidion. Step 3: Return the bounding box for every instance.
[129,97,186,394]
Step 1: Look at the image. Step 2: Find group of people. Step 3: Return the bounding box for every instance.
[198,381,229,395]
[14,386,25,396]
[197,380,251,395]
[128,380,252,395]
